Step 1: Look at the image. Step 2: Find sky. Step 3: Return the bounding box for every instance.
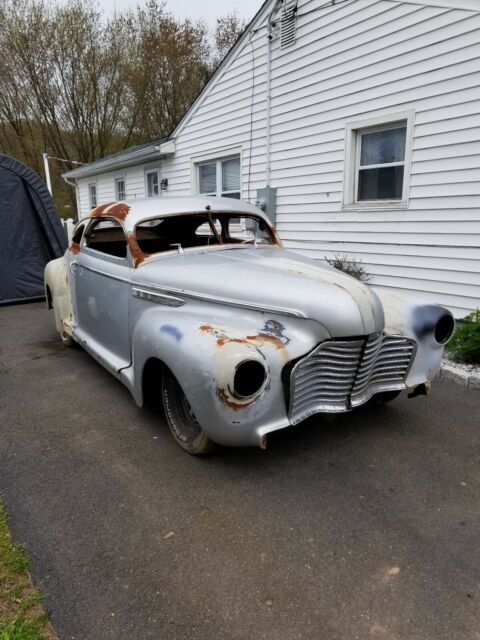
[97,0,262,27]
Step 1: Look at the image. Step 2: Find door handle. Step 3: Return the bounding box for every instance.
[70,262,79,276]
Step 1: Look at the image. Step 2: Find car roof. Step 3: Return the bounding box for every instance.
[81,196,269,231]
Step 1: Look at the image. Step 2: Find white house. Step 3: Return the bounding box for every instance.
[63,0,480,317]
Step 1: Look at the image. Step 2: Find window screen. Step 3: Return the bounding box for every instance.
[115,177,126,201]
[197,156,240,199]
[146,170,159,197]
[357,125,406,201]
[89,184,97,208]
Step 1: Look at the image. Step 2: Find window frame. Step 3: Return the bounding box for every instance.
[88,183,97,209]
[192,149,242,199]
[145,167,161,198]
[82,217,130,264]
[115,176,126,201]
[343,111,414,211]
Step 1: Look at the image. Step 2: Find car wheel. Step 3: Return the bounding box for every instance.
[370,390,402,405]
[161,368,214,455]
[60,328,75,347]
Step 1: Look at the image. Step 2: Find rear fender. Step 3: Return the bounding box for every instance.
[44,256,73,335]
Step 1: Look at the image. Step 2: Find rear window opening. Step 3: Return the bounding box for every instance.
[135,213,275,255]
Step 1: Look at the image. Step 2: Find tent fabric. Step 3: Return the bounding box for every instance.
[0,153,67,304]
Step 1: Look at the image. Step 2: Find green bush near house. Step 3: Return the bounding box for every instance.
[324,254,371,283]
[446,308,480,365]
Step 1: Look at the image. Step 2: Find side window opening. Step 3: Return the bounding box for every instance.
[135,213,274,255]
[72,223,85,244]
[84,219,128,259]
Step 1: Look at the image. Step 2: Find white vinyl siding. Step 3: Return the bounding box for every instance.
[74,0,480,316]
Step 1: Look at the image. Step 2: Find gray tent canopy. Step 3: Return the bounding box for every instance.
[0,153,67,304]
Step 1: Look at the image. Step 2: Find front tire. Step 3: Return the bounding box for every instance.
[161,369,214,455]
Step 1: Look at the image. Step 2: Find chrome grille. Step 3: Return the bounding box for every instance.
[289,334,416,425]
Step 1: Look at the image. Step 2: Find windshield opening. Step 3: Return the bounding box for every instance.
[135,213,275,255]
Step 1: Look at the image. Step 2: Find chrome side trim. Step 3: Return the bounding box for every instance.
[135,282,307,318]
[79,264,131,284]
[132,287,185,307]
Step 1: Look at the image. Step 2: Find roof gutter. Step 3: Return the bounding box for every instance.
[62,140,176,180]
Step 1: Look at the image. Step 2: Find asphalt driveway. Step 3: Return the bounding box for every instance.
[0,302,479,640]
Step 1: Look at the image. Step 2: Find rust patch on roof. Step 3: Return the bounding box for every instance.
[105,202,130,220]
[90,202,114,217]
[126,231,149,267]
[91,202,130,220]
[70,242,80,255]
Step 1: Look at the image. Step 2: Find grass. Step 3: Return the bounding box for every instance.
[0,503,56,640]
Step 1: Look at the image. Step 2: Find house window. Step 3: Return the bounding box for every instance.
[197,156,240,199]
[356,124,406,201]
[115,177,126,201]
[89,183,97,208]
[343,112,413,209]
[145,168,160,197]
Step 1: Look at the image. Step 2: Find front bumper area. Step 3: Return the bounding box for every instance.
[288,333,417,425]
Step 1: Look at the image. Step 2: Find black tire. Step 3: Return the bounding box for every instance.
[161,368,214,455]
[369,390,402,406]
[60,328,75,347]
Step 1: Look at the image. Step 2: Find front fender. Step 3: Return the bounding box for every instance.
[373,287,454,386]
[130,303,330,447]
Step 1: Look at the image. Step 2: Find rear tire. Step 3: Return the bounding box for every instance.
[161,368,214,455]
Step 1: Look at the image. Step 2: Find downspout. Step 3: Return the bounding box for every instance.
[266,0,283,187]
[62,176,80,223]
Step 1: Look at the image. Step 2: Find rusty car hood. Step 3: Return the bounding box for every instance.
[133,247,384,336]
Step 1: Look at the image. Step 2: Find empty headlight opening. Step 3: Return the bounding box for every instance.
[233,360,267,398]
[435,314,455,344]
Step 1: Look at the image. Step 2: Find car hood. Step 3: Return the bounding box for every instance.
[133,246,384,336]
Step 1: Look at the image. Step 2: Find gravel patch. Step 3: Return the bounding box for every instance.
[439,356,480,390]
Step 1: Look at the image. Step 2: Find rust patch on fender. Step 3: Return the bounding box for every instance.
[216,388,256,411]
[70,242,80,255]
[199,320,290,360]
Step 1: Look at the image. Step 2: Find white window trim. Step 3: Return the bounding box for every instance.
[191,147,242,198]
[144,166,161,198]
[88,182,97,208]
[114,175,126,201]
[343,110,414,211]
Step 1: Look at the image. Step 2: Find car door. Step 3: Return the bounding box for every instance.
[70,217,132,373]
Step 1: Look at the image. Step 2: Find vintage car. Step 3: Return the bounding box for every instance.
[45,196,455,454]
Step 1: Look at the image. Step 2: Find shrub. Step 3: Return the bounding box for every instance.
[446,308,480,365]
[324,254,371,283]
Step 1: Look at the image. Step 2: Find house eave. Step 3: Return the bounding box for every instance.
[62,141,176,180]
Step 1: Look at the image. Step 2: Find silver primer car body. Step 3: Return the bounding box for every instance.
[44,196,454,450]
